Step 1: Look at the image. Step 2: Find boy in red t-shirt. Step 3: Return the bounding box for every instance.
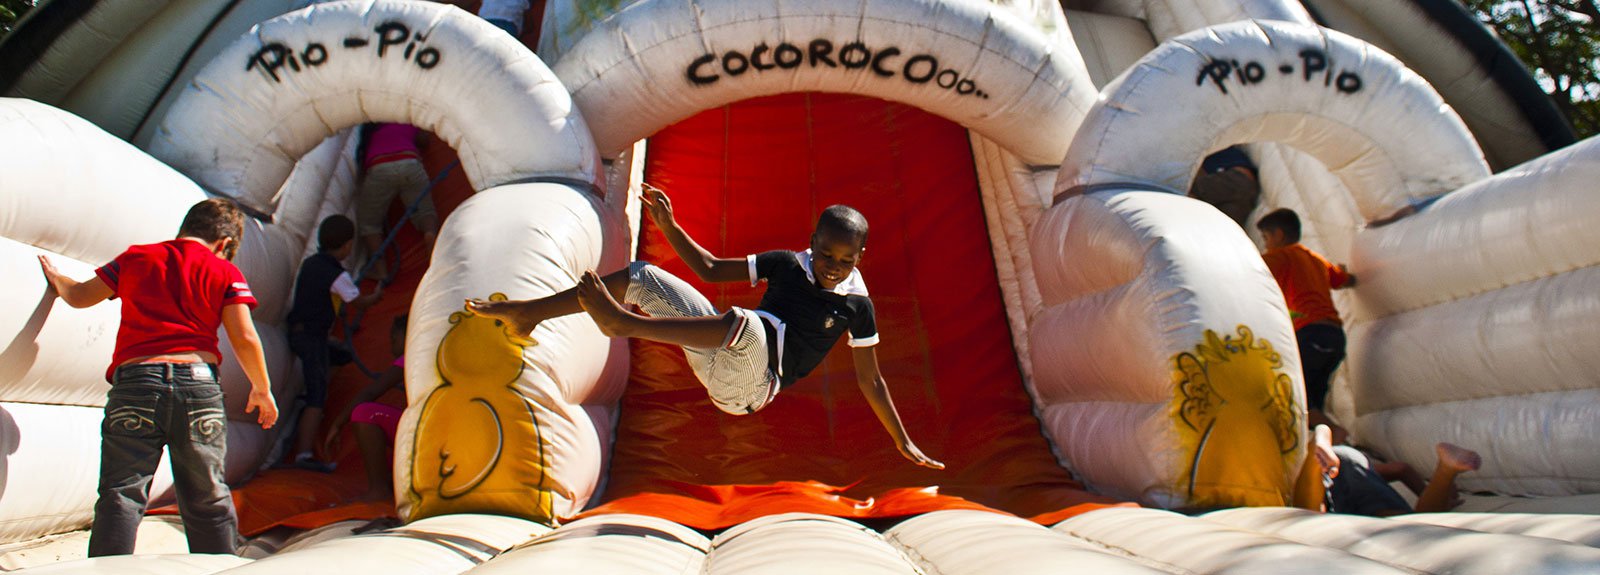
[1256,208,1356,432]
[38,198,278,556]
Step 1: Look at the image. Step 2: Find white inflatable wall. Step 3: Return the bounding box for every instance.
[0,97,337,541]
[1349,137,1600,495]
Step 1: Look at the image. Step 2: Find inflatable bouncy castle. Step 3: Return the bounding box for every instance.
[2,0,1600,572]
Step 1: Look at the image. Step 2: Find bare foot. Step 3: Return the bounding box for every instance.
[575,270,631,338]
[1436,442,1482,473]
[464,298,540,337]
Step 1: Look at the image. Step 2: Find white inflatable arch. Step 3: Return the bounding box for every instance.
[551,0,1098,166]
[148,0,599,216]
[1055,19,1490,220]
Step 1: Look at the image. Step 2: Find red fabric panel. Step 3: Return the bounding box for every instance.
[586,93,1123,529]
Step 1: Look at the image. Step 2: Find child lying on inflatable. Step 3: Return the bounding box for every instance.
[468,184,943,469]
[1296,424,1481,516]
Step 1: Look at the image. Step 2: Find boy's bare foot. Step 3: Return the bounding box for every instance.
[464,298,540,337]
[575,271,631,338]
[1436,442,1481,473]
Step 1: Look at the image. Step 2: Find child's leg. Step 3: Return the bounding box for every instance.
[89,382,171,556]
[348,402,401,500]
[1373,460,1428,496]
[166,376,240,555]
[465,268,632,337]
[1413,442,1481,513]
[576,270,735,349]
[469,263,736,350]
[354,422,392,500]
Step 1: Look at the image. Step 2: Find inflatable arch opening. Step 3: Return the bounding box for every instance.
[148,0,599,215]
[141,0,631,526]
[553,0,1100,166]
[1055,19,1491,221]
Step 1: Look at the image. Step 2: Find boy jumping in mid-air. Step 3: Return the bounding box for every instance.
[469,184,942,469]
[1256,208,1355,433]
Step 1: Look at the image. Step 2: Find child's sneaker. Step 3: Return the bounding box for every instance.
[292,452,337,473]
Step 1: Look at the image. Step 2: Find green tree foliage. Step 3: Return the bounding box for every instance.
[0,0,36,42]
[1463,0,1600,138]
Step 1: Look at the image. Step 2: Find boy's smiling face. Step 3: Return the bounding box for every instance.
[810,230,864,290]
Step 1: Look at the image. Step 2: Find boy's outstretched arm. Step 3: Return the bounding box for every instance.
[221,303,278,429]
[852,346,944,470]
[641,184,747,283]
[37,255,113,308]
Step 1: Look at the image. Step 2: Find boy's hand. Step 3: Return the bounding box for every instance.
[37,255,63,293]
[247,389,279,429]
[898,440,945,470]
[1311,424,1339,479]
[640,183,675,226]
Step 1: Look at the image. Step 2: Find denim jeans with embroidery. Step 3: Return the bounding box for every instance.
[89,363,237,556]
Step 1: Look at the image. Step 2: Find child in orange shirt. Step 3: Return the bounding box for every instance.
[1256,208,1355,431]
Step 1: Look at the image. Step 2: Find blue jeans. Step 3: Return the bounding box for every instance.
[1296,322,1346,411]
[88,363,238,556]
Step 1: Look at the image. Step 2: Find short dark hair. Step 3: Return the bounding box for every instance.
[178,198,245,245]
[814,205,868,249]
[1256,208,1302,243]
[318,215,356,251]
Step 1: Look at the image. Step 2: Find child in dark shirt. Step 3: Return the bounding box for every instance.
[469,184,942,469]
[285,215,381,471]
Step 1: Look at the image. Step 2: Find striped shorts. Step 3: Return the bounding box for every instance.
[625,262,780,414]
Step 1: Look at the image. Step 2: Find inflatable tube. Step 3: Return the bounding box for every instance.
[1351,137,1600,320]
[1080,0,1312,41]
[14,554,252,575]
[1052,507,1408,573]
[1028,188,1303,508]
[1391,513,1600,548]
[397,183,625,525]
[883,510,1168,573]
[212,514,544,574]
[1355,389,1600,496]
[0,98,204,266]
[1204,507,1600,573]
[148,0,599,215]
[550,0,1098,165]
[469,514,708,574]
[1055,20,1490,222]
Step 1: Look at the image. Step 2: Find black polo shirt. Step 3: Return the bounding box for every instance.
[748,249,878,387]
